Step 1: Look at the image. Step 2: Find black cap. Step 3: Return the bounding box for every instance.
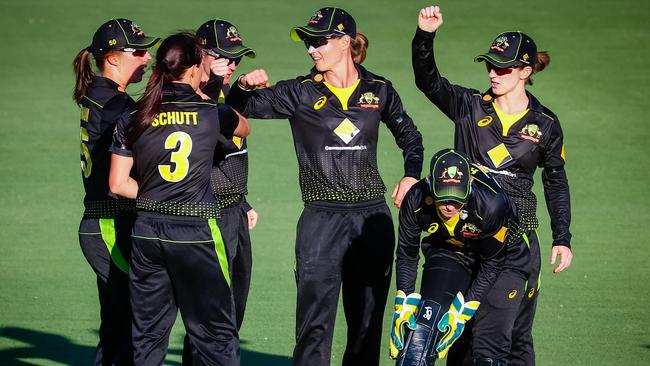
[196,19,256,59]
[429,149,471,204]
[88,19,159,57]
[474,31,537,68]
[290,7,356,41]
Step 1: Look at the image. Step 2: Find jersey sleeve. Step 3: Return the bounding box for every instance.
[395,185,424,294]
[225,78,300,120]
[108,96,136,157]
[540,115,572,247]
[412,28,477,123]
[381,82,424,179]
[466,190,510,302]
[217,104,239,140]
[201,74,225,101]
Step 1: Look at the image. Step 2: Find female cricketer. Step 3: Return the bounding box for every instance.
[109,32,248,365]
[73,18,158,365]
[389,149,519,365]
[412,5,573,366]
[226,7,424,366]
[182,18,257,365]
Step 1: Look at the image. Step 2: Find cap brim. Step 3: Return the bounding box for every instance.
[474,53,519,68]
[210,45,256,59]
[128,36,161,50]
[290,26,339,41]
[432,183,469,204]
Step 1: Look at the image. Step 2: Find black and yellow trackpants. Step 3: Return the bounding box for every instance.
[447,230,539,366]
[182,199,252,365]
[293,198,394,366]
[130,212,238,366]
[78,212,135,366]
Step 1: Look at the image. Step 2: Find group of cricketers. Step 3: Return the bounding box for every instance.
[73,4,572,366]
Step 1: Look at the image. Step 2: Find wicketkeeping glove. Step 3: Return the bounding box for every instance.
[435,291,480,359]
[389,290,422,359]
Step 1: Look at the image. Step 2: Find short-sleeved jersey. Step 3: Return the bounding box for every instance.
[396,168,513,301]
[412,29,571,246]
[112,83,221,218]
[78,76,135,217]
[227,64,423,202]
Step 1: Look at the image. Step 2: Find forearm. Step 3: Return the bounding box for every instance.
[109,154,138,199]
[542,167,572,247]
[466,240,505,301]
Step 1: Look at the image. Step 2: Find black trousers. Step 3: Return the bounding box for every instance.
[447,231,539,365]
[293,199,394,366]
[182,200,252,365]
[399,247,475,366]
[130,213,238,366]
[79,213,135,366]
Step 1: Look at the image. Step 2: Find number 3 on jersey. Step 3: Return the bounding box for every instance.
[159,131,193,182]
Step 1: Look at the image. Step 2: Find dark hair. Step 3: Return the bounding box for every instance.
[351,32,368,64]
[526,51,550,86]
[129,32,202,144]
[72,48,115,104]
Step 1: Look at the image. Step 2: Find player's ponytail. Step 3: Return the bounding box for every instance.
[130,32,202,144]
[527,51,550,86]
[73,48,95,104]
[351,32,369,64]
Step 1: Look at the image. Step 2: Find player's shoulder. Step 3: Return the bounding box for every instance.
[527,92,559,123]
[470,167,510,214]
[402,179,433,213]
[357,65,391,87]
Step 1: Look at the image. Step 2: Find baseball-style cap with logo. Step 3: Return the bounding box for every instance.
[474,31,537,68]
[88,19,160,57]
[196,19,256,59]
[429,149,471,204]
[290,7,356,41]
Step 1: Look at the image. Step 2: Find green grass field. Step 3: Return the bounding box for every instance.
[1,0,649,364]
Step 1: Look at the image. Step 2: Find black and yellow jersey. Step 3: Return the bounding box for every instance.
[412,28,571,247]
[396,168,513,301]
[227,64,423,202]
[202,82,250,209]
[78,76,135,217]
[112,83,223,218]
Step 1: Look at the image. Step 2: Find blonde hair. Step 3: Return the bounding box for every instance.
[351,32,369,64]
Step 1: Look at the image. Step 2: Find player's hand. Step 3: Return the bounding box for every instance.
[389,290,421,359]
[392,177,418,208]
[551,245,573,273]
[210,58,231,78]
[247,208,259,230]
[436,292,479,359]
[238,69,271,89]
[418,6,444,33]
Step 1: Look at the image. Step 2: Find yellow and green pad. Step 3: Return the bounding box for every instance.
[389,290,422,359]
[435,291,480,359]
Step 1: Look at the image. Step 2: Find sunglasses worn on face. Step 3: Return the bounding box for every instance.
[203,49,242,66]
[122,48,149,57]
[303,35,338,49]
[486,63,515,76]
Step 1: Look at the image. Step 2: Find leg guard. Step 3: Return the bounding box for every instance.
[396,299,443,366]
[474,357,506,366]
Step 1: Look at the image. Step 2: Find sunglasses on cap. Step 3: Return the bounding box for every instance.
[121,48,149,57]
[202,49,242,66]
[303,35,340,49]
[485,63,515,76]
